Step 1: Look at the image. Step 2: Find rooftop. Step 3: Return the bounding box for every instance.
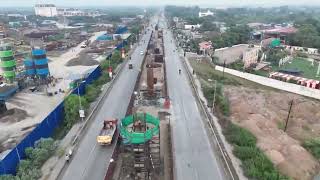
[263,27,298,34]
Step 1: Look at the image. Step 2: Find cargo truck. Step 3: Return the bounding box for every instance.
[97,119,118,145]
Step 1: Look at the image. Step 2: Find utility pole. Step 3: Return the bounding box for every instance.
[222,59,226,79]
[284,100,294,132]
[212,80,217,110]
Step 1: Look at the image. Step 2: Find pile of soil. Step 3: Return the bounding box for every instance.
[225,86,320,180]
[65,53,99,66]
[0,108,29,123]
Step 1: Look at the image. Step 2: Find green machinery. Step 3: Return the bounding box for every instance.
[0,44,16,82]
[120,113,160,144]
[120,113,161,178]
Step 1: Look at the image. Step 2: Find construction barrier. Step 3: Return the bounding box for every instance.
[0,103,64,175]
[0,66,102,175]
[72,66,102,96]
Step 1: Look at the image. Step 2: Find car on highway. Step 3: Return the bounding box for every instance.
[140,50,144,55]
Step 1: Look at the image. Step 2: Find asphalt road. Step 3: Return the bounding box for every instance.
[60,18,157,180]
[160,18,227,180]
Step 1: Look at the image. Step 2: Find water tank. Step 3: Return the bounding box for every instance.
[0,44,16,82]
[23,59,36,76]
[32,49,49,78]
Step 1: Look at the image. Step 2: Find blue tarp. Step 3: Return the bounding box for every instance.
[115,26,128,34]
[97,34,113,41]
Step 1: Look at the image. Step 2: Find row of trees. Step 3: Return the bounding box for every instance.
[211,25,251,48]
[287,22,320,49]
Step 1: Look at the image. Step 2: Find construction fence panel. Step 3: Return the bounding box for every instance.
[72,66,102,96]
[0,102,64,175]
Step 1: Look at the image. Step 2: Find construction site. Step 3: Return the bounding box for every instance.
[110,24,173,180]
[0,22,134,159]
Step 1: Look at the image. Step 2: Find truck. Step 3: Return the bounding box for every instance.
[97,119,118,145]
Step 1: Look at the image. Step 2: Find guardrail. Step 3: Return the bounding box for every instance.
[56,42,139,179]
[181,55,239,180]
[102,29,153,180]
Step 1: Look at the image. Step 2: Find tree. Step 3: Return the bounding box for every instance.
[200,20,218,32]
[211,25,251,48]
[64,95,89,129]
[265,49,287,65]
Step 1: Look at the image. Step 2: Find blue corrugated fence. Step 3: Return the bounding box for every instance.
[0,66,102,175]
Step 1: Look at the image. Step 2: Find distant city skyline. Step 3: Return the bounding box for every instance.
[1,0,320,7]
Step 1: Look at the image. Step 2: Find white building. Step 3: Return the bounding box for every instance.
[199,10,214,17]
[34,4,58,17]
[184,24,201,30]
[57,8,85,16]
[243,48,260,68]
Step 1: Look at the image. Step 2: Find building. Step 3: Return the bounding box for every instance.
[34,4,58,17]
[57,8,85,16]
[199,41,213,55]
[262,27,298,41]
[214,44,260,66]
[199,10,214,17]
[56,8,100,17]
[184,24,201,30]
[243,47,259,68]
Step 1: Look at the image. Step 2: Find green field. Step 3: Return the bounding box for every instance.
[273,58,320,80]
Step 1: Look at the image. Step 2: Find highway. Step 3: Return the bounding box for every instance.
[59,18,156,180]
[160,17,227,180]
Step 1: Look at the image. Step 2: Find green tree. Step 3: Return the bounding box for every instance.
[85,84,102,103]
[265,49,287,65]
[200,20,218,32]
[64,95,89,129]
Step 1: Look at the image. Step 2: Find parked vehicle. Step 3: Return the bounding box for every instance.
[97,119,118,145]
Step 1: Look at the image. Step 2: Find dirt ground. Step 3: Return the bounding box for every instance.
[65,52,100,67]
[188,57,320,180]
[225,86,320,180]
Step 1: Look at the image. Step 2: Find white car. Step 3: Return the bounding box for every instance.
[80,44,87,48]
[140,51,144,55]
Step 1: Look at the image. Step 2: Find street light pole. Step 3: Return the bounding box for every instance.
[77,82,82,109]
[77,80,85,121]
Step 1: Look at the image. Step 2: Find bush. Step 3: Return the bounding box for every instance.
[202,82,230,116]
[0,175,19,180]
[225,124,256,147]
[224,124,290,180]
[303,138,320,159]
[64,95,89,129]
[228,61,244,71]
[296,51,308,58]
[216,95,230,116]
[85,84,102,103]
[12,138,56,180]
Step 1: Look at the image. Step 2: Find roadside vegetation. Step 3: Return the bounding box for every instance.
[225,124,290,180]
[54,50,124,140]
[188,59,289,180]
[0,49,126,180]
[0,138,56,180]
[303,138,320,159]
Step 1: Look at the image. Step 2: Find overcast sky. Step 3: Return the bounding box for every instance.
[1,0,320,7]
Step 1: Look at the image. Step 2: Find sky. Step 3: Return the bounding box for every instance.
[1,0,320,7]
